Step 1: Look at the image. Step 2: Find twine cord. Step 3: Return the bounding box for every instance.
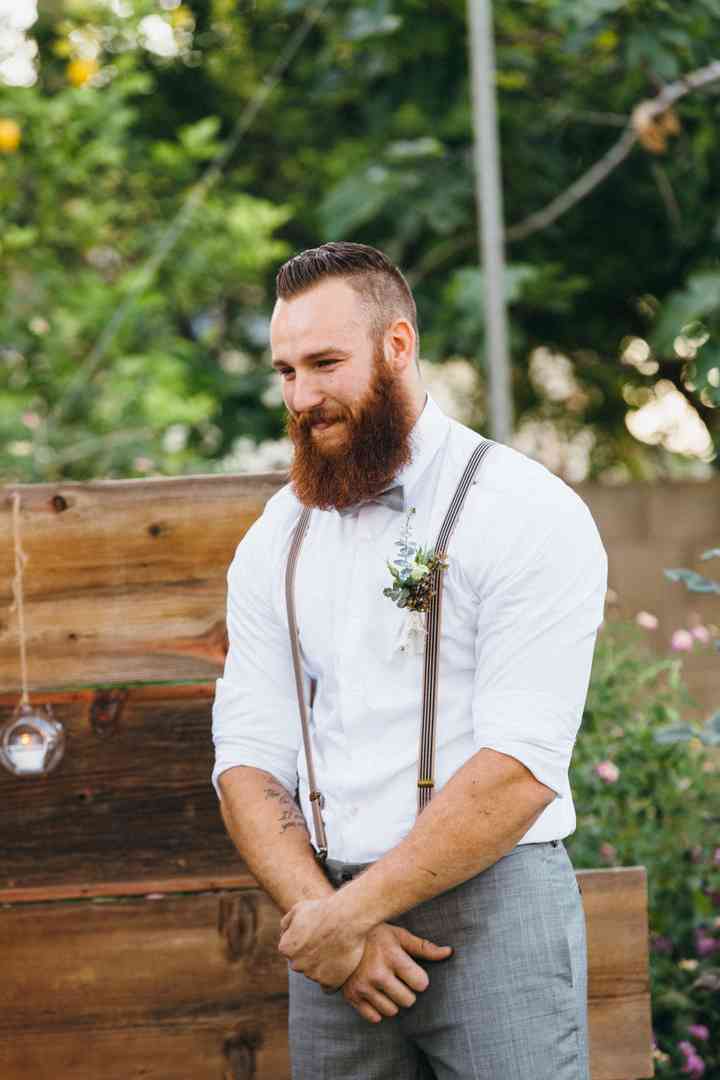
[10,492,30,707]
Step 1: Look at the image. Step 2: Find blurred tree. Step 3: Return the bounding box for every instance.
[0,0,291,480]
[1,0,719,481]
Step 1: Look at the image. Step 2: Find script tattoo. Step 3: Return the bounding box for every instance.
[263,781,308,835]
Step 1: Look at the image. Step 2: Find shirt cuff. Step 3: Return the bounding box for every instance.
[473,737,567,798]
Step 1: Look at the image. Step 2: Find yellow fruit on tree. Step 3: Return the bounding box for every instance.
[67,58,99,88]
[0,119,21,153]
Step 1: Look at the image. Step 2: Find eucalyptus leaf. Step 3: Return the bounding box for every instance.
[653,725,699,744]
[664,568,720,594]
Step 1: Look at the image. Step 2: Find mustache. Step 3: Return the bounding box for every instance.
[295,407,346,431]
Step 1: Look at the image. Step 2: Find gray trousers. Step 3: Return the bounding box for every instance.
[288,840,589,1080]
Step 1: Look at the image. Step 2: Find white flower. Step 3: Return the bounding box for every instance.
[409,564,429,582]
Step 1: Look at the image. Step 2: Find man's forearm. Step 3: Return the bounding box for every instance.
[335,748,555,934]
[218,765,334,913]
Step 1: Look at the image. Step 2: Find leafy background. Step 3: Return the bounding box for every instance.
[1,0,720,483]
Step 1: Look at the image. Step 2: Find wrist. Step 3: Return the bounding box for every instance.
[328,873,383,938]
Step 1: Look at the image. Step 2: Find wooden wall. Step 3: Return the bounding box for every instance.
[2,471,697,1079]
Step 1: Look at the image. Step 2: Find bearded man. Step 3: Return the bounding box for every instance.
[211,241,607,1079]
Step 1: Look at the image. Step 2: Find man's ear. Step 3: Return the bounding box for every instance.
[384,317,416,374]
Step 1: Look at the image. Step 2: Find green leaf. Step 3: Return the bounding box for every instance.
[653,725,698,744]
[664,568,720,594]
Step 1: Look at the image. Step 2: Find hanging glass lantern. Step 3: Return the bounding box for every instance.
[0,702,65,778]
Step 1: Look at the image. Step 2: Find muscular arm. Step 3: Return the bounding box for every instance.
[218,765,334,913]
[336,748,555,934]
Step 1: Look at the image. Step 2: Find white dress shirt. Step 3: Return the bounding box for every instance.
[211,392,608,863]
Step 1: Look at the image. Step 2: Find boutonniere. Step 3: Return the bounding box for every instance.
[383,508,448,655]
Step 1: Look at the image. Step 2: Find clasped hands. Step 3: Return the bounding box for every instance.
[278,895,453,1025]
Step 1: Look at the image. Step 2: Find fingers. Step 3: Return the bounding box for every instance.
[339,924,455,1025]
[344,983,401,1022]
[352,1000,383,1024]
[376,973,417,1009]
[395,926,453,962]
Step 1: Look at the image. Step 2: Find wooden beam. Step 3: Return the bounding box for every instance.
[1,473,285,691]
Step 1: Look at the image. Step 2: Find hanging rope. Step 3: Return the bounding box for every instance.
[10,492,30,707]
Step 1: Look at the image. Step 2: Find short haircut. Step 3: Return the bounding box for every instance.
[275,241,418,349]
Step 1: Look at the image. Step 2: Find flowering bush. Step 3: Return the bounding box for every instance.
[567,621,719,1078]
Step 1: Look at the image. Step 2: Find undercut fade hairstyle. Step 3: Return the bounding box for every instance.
[275,241,419,355]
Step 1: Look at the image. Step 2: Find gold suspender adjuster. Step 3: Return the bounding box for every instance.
[417,779,434,788]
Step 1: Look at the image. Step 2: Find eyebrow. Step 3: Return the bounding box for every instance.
[271,347,351,370]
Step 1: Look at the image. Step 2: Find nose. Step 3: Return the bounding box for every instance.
[286,371,325,416]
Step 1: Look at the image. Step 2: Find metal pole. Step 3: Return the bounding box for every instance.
[467,0,514,443]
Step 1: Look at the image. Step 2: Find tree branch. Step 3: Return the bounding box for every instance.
[506,59,720,244]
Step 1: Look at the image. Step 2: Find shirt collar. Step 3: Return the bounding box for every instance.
[392,391,450,499]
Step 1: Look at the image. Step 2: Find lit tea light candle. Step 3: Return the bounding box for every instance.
[0,705,65,778]
[9,729,46,773]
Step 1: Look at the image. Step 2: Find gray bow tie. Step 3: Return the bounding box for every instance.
[336,483,405,518]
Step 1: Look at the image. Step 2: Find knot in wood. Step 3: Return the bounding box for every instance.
[218,892,258,964]
[89,688,127,738]
[222,1031,260,1080]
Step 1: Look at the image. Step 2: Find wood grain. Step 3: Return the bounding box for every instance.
[0,692,245,897]
[581,868,654,1079]
[0,474,285,690]
[0,870,653,1080]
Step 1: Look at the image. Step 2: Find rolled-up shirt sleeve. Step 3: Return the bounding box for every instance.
[211,508,300,800]
[472,493,607,797]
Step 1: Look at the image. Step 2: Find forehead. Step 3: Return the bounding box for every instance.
[270,278,370,360]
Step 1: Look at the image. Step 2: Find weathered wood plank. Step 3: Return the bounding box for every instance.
[0,692,244,896]
[0,890,288,1029]
[0,474,286,690]
[581,868,653,1080]
[0,871,653,1080]
[0,1002,291,1080]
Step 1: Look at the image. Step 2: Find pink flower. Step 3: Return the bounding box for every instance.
[650,933,673,955]
[679,1042,706,1078]
[600,842,617,864]
[688,1026,709,1042]
[714,848,720,866]
[636,610,659,630]
[695,929,718,957]
[21,411,41,430]
[692,625,711,644]
[595,760,620,783]
[671,629,695,652]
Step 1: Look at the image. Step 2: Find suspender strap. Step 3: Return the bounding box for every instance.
[285,506,328,862]
[417,439,495,812]
[284,437,495,855]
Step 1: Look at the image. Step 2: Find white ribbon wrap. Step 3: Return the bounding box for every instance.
[395,608,427,656]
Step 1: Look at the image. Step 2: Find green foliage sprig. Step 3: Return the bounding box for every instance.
[382,508,447,613]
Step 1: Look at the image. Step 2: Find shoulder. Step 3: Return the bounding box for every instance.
[228,479,302,580]
[446,424,607,589]
[448,421,598,529]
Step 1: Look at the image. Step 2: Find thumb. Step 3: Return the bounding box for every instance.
[395,926,453,960]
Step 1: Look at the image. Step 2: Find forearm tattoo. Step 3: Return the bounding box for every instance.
[263,781,309,836]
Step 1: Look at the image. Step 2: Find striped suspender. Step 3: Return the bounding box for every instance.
[285,505,329,863]
[417,439,495,812]
[285,438,495,857]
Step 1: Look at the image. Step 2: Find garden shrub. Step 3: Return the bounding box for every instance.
[567,620,719,1078]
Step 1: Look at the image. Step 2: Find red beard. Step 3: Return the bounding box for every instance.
[285,343,417,512]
